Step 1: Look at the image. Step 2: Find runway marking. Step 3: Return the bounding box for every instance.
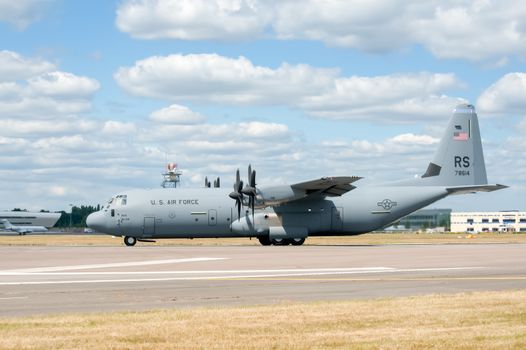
[2,257,227,273]
[0,297,28,300]
[226,276,526,282]
[0,266,486,285]
[0,267,393,276]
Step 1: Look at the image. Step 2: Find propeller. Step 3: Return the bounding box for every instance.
[228,169,244,220]
[241,164,257,220]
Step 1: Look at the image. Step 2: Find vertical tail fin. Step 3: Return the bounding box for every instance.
[0,219,13,230]
[421,104,488,186]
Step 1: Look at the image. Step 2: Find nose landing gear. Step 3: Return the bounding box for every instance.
[124,236,137,246]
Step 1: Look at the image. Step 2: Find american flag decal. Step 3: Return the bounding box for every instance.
[453,131,469,141]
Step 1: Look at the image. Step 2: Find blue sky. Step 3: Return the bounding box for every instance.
[0,0,525,212]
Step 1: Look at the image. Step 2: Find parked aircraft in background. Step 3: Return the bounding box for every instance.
[0,219,48,235]
[87,104,506,246]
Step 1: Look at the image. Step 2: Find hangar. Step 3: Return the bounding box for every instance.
[451,211,526,233]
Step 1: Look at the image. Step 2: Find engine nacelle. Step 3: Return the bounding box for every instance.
[256,185,307,207]
[230,213,270,235]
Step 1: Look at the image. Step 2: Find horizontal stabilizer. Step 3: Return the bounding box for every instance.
[446,184,508,195]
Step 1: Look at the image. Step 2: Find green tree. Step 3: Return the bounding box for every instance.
[54,205,99,227]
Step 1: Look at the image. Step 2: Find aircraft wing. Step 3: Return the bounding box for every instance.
[291,176,362,197]
[256,176,362,207]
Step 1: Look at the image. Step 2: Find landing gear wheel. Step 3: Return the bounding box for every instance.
[290,238,306,246]
[271,238,290,246]
[258,236,272,246]
[124,236,137,246]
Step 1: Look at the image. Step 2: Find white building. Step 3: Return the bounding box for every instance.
[451,211,526,233]
[0,211,61,228]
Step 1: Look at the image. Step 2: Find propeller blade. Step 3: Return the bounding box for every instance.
[229,169,245,221]
[250,169,256,187]
[249,195,254,220]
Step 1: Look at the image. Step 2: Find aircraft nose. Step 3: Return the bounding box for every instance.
[86,211,106,233]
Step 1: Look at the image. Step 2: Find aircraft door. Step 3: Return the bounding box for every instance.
[208,210,217,226]
[331,207,343,231]
[143,217,155,236]
[111,209,120,228]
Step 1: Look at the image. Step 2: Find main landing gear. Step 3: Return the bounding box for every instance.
[257,236,305,246]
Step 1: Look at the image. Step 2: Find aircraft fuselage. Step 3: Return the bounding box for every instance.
[88,185,448,239]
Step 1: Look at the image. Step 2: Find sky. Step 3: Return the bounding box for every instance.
[0,0,525,212]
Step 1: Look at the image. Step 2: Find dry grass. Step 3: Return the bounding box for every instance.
[0,232,525,247]
[0,290,525,349]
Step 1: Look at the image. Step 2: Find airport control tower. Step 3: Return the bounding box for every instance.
[161,163,182,188]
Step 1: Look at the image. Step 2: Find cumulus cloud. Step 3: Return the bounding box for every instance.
[28,72,100,98]
[0,52,100,118]
[145,119,290,144]
[116,0,272,40]
[0,51,55,81]
[0,51,105,209]
[477,73,526,115]
[102,121,137,135]
[150,104,206,124]
[300,73,465,121]
[115,53,336,104]
[412,2,526,62]
[115,53,464,122]
[273,0,411,52]
[116,0,526,63]
[324,133,439,160]
[389,133,440,146]
[0,0,52,29]
[0,117,98,137]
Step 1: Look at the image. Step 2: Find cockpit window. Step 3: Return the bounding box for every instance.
[115,195,127,206]
[105,198,114,210]
[106,195,127,210]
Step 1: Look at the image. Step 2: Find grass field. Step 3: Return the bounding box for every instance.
[0,232,525,246]
[0,290,525,349]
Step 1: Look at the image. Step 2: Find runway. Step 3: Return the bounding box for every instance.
[1,243,525,316]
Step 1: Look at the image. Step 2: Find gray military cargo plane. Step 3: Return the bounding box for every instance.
[87,104,506,246]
